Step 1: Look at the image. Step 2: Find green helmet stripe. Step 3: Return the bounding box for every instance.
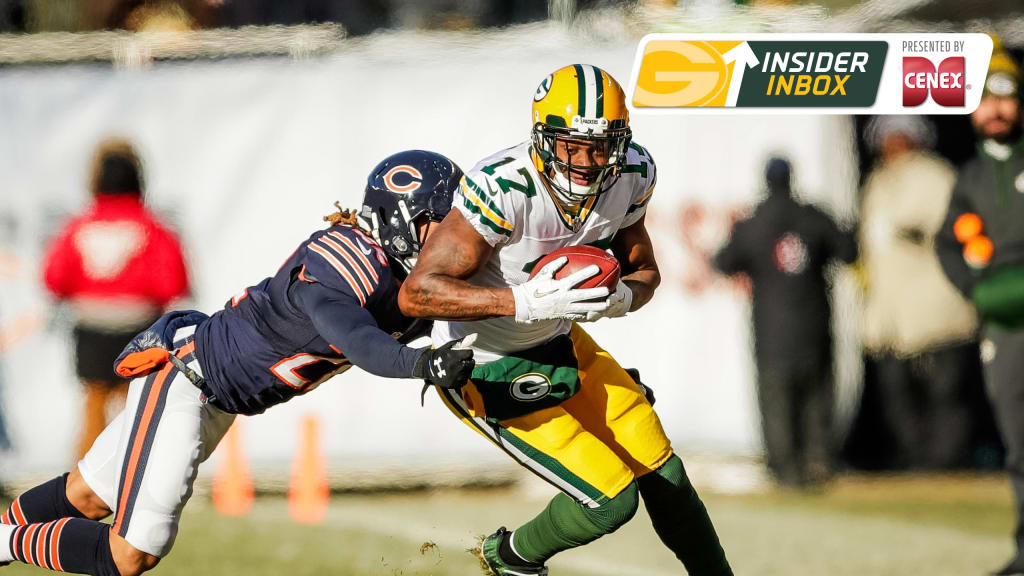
[593,65,604,117]
[574,64,587,116]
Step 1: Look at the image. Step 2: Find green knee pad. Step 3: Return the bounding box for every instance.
[638,455,733,576]
[512,481,639,563]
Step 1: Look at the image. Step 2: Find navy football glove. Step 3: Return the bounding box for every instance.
[414,334,476,404]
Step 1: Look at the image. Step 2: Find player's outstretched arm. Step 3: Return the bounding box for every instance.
[292,280,474,388]
[611,213,661,312]
[399,210,516,321]
[293,280,424,377]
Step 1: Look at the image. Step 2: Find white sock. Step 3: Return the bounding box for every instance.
[0,522,14,562]
[507,530,528,563]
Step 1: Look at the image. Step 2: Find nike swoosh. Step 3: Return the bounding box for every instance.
[353,237,373,256]
[533,287,558,298]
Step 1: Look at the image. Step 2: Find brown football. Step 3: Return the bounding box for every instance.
[529,245,620,290]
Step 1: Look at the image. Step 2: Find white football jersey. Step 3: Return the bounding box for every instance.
[432,140,657,362]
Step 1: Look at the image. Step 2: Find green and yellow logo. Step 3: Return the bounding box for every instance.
[510,373,552,402]
[633,40,746,107]
[631,38,888,108]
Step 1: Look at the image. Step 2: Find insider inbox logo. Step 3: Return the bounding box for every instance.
[627,33,991,114]
[902,40,966,107]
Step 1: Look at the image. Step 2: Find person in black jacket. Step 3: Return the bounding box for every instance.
[714,157,857,487]
[935,46,1024,576]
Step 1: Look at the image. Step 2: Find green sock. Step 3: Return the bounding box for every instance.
[637,454,733,576]
[511,481,639,563]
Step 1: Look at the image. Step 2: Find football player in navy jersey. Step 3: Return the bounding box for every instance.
[0,150,474,576]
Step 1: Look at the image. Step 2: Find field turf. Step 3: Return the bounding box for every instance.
[0,473,1013,575]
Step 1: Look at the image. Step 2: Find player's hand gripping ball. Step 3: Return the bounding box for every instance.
[524,246,631,323]
[529,245,620,290]
[511,246,616,324]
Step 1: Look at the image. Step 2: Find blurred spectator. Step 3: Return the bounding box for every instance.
[935,44,1024,576]
[0,350,10,490]
[42,137,189,462]
[858,116,983,470]
[714,157,857,487]
[0,0,25,31]
[84,0,217,31]
[0,366,8,498]
[0,302,14,463]
[215,0,389,35]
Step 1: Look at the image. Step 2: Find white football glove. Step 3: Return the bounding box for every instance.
[582,279,633,322]
[511,256,611,324]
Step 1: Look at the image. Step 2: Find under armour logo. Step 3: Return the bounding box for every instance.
[433,357,446,378]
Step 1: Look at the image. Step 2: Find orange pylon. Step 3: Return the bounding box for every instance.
[212,419,253,517]
[289,414,329,525]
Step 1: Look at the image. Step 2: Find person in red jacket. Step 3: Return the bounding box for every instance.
[42,138,189,461]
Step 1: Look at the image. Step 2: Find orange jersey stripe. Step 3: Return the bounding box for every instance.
[319,235,374,295]
[308,243,366,305]
[36,521,51,569]
[50,518,69,572]
[11,499,25,525]
[178,341,196,357]
[22,523,39,565]
[112,362,174,534]
[330,232,379,282]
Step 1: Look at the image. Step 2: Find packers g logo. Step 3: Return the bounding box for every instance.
[510,373,552,402]
[633,40,744,107]
[383,165,423,194]
[534,74,553,102]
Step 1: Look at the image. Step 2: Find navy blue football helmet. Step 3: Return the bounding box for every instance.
[359,150,462,276]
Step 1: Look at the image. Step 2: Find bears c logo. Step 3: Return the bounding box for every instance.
[510,373,552,402]
[384,165,423,194]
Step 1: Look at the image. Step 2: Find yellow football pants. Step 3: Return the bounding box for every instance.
[437,324,674,507]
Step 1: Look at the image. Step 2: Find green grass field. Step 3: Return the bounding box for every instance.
[1,473,1015,575]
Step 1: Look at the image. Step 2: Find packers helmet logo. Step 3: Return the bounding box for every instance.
[383,165,423,194]
[633,41,738,107]
[510,373,552,402]
[534,74,553,102]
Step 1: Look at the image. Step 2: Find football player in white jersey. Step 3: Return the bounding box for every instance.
[400,65,732,576]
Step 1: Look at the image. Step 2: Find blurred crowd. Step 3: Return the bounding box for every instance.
[0,2,1020,571]
[710,34,1024,575]
[0,0,579,34]
[710,38,1023,490]
[0,0,1020,510]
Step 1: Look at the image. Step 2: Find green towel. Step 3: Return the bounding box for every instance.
[973,265,1024,329]
[471,334,580,422]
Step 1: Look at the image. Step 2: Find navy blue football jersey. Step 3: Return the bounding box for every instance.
[193,225,425,415]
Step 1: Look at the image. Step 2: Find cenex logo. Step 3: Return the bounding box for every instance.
[903,56,965,107]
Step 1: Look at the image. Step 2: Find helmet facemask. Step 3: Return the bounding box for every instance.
[359,201,430,277]
[532,116,631,205]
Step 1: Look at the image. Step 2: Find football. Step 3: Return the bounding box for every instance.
[530,245,620,290]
